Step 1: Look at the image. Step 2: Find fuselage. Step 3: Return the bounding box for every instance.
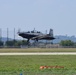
[18,30,55,40]
[18,31,43,39]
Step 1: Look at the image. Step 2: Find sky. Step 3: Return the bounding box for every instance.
[0,0,76,38]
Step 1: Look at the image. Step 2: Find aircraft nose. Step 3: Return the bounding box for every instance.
[19,33,22,36]
[18,32,22,36]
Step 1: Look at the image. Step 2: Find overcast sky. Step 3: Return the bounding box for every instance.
[0,0,76,38]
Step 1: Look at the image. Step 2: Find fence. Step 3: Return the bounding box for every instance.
[0,44,76,48]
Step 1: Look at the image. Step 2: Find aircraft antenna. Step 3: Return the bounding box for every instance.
[45,30,47,34]
[34,28,35,32]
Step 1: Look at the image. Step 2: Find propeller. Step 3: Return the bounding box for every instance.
[17,28,21,34]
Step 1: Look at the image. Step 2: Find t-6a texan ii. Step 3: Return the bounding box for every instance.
[18,29,55,43]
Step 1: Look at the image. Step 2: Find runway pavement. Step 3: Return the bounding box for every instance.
[0,52,76,55]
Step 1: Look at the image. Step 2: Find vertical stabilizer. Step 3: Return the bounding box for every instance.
[49,29,53,37]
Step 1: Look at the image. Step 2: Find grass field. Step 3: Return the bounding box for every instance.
[0,48,76,52]
[0,48,76,75]
[0,55,76,75]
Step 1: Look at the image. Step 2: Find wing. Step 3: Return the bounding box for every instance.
[31,35,47,40]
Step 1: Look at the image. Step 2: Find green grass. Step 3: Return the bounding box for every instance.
[0,55,76,75]
[0,48,76,52]
[0,48,76,75]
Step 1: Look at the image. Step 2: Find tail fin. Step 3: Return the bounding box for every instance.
[49,29,53,37]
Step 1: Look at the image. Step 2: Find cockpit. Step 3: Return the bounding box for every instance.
[26,30,41,33]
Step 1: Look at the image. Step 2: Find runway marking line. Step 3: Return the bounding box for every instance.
[0,52,76,55]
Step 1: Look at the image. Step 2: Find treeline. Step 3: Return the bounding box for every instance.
[60,40,76,47]
[0,40,76,48]
[0,40,28,47]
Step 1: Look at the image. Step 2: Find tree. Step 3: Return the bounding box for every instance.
[0,41,4,46]
[5,40,28,47]
[21,40,27,45]
[60,40,74,46]
[5,40,15,46]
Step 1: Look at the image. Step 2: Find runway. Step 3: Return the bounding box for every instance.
[0,52,76,55]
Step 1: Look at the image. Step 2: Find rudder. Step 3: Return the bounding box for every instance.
[49,29,53,37]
